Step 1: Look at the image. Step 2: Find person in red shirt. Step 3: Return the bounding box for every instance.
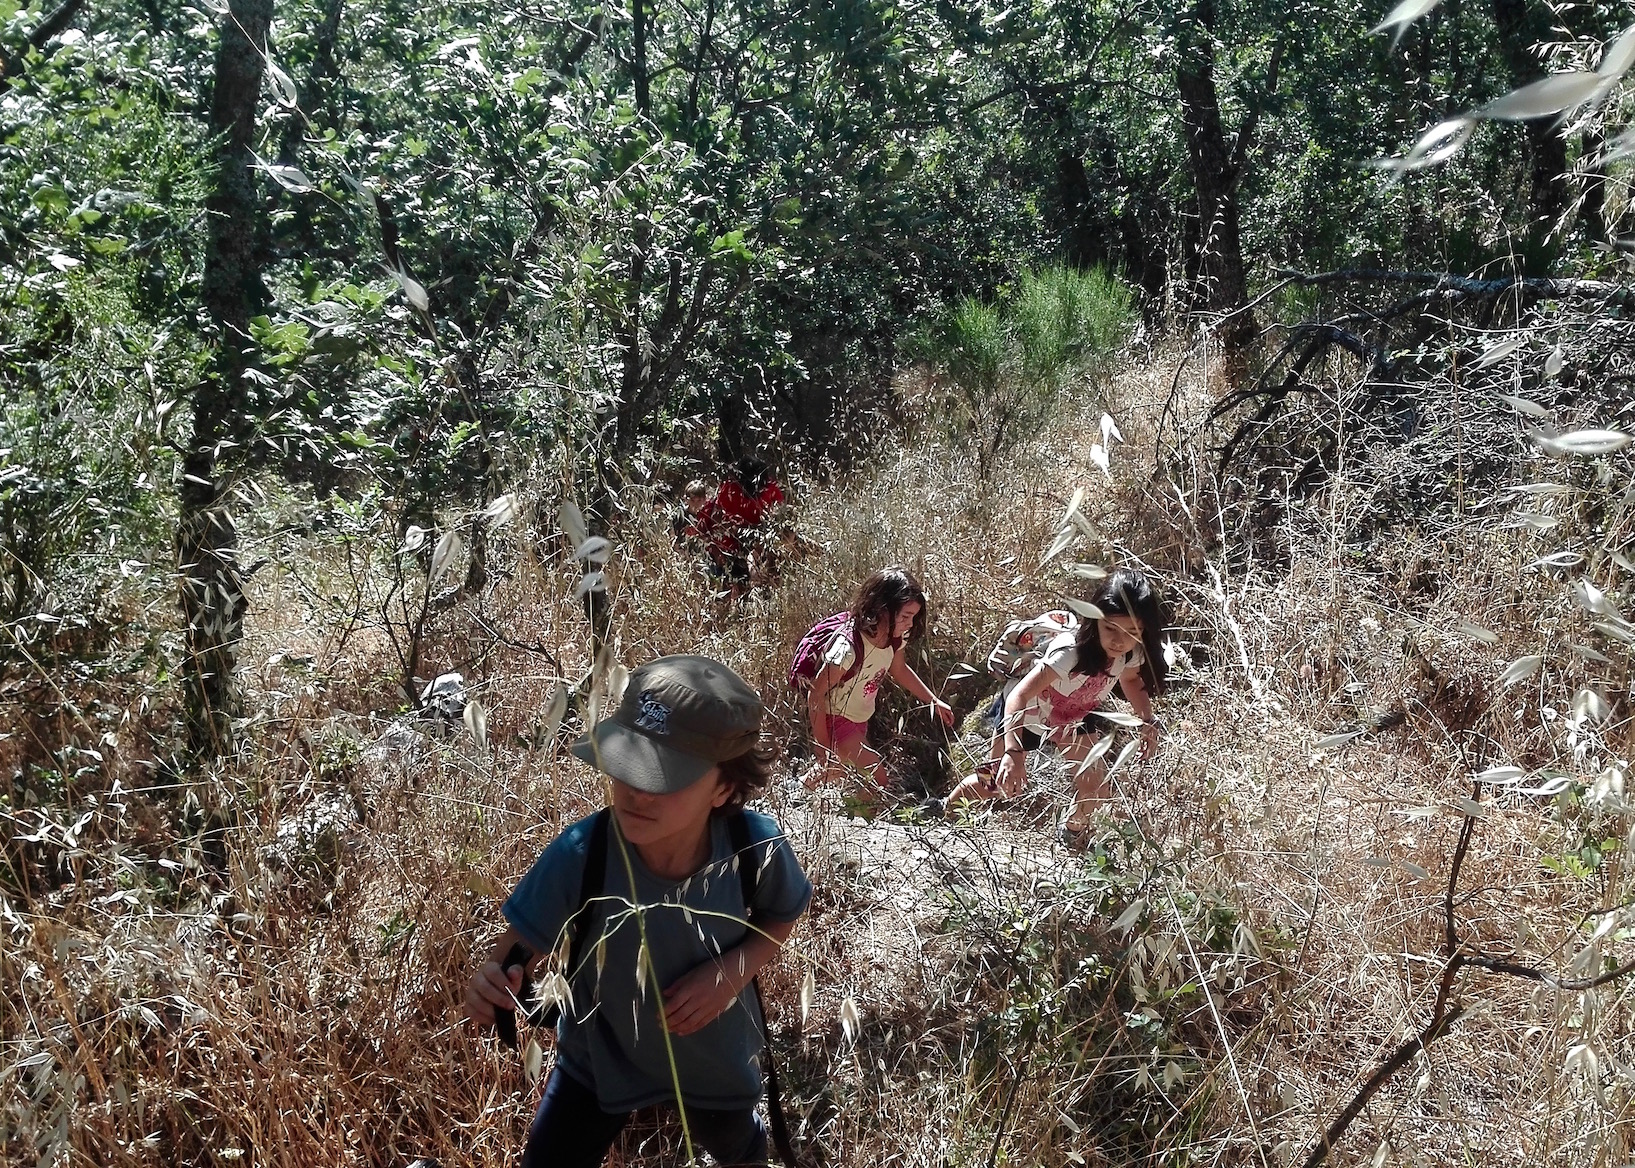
[710,458,785,597]
[672,477,735,583]
[714,458,784,531]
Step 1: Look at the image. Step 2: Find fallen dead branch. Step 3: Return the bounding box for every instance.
[1273,267,1632,306]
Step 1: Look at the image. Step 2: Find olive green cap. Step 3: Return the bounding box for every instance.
[571,655,762,793]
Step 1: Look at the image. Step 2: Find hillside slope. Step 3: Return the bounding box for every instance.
[6,343,1633,1168]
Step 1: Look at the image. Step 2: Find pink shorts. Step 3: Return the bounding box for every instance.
[825,715,869,751]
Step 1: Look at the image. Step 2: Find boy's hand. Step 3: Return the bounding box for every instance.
[465,959,524,1027]
[663,961,743,1036]
[931,698,954,728]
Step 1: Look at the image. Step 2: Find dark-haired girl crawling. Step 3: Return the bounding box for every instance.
[934,567,1167,843]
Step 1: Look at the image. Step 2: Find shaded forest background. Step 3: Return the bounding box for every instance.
[8,0,1632,750]
[7,0,1635,1165]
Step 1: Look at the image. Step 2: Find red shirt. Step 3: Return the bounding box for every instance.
[680,499,719,541]
[714,479,784,531]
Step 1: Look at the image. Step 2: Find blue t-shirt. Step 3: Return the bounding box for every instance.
[502,808,812,1112]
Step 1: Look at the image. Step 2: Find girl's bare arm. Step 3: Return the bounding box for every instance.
[888,649,936,700]
[889,652,954,724]
[1118,668,1160,757]
[1118,668,1154,722]
[999,664,1054,745]
[807,663,840,755]
[992,664,1054,795]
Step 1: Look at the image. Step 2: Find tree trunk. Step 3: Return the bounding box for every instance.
[1175,0,1253,347]
[612,2,652,460]
[178,0,272,759]
[1580,130,1609,245]
[1119,194,1168,320]
[613,261,648,457]
[1491,0,1569,267]
[632,0,650,115]
[1056,151,1106,270]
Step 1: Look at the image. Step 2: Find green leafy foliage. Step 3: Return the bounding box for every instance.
[916,264,1135,475]
[0,27,204,648]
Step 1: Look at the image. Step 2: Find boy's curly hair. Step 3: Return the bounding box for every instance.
[716,743,776,810]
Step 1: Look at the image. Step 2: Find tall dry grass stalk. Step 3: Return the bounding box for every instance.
[5,342,1634,1167]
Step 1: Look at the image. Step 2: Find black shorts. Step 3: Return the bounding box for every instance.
[985,691,1094,751]
[702,552,750,583]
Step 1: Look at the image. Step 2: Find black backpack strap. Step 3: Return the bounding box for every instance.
[544,807,611,1021]
[728,811,799,1167]
[500,808,610,1042]
[726,808,760,908]
[752,977,798,1166]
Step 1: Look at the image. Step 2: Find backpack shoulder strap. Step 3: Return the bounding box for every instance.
[726,809,760,911]
[753,977,798,1165]
[561,809,611,980]
[515,807,610,1030]
[729,810,799,1166]
[839,620,869,685]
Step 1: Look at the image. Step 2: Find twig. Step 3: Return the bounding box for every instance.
[1165,889,1274,1168]
[984,1039,1036,1168]
[472,611,565,671]
[1302,778,1635,1166]
[1204,562,1265,702]
[1098,760,1271,1168]
[1301,1003,1469,1168]
[1302,787,1477,1168]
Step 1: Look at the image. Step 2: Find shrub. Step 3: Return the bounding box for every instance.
[920,264,1134,476]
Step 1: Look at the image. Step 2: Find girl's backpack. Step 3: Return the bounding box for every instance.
[986,610,1077,679]
[788,611,863,690]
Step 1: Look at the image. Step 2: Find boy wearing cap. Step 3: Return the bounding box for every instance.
[465,656,812,1168]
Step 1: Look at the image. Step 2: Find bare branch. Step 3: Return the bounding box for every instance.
[1273,267,1631,305]
[1302,1004,1468,1168]
[0,0,84,80]
[1460,953,1635,992]
[1443,785,1480,958]
[1306,789,1635,1168]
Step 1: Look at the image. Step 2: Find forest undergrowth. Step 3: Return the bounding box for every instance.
[5,337,1635,1168]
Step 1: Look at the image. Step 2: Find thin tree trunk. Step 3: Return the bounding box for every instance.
[632,0,650,115]
[1580,130,1608,245]
[613,0,651,460]
[1491,0,1569,266]
[178,0,273,759]
[1175,0,1254,347]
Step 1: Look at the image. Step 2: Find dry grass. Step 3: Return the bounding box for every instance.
[5,340,1635,1168]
